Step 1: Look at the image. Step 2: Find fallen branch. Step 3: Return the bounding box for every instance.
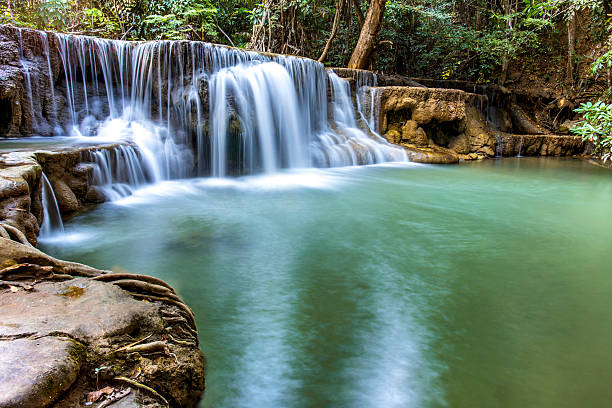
[111,333,153,354]
[113,377,168,407]
[123,341,167,354]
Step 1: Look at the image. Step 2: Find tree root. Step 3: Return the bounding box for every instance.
[0,238,105,277]
[0,223,32,247]
[0,225,10,239]
[130,293,197,334]
[91,273,176,293]
[0,280,33,290]
[113,377,169,407]
[111,334,153,354]
[167,333,196,347]
[0,263,53,281]
[104,279,180,301]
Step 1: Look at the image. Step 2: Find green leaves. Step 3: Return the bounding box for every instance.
[572,101,612,161]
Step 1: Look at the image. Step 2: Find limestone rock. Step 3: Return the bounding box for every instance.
[51,178,80,214]
[384,127,401,144]
[448,133,470,154]
[0,337,83,408]
[403,145,460,164]
[401,120,428,146]
[0,253,205,407]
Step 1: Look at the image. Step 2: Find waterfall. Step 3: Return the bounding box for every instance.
[84,145,151,201]
[39,173,64,238]
[21,31,406,179]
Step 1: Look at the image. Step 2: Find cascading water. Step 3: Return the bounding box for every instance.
[83,145,151,201]
[26,31,406,180]
[13,28,409,231]
[39,173,64,238]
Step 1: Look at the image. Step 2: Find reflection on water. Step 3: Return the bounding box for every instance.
[42,158,612,408]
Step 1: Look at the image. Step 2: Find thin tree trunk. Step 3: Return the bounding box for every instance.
[567,10,576,85]
[351,0,365,27]
[318,0,345,63]
[499,0,511,84]
[347,0,386,69]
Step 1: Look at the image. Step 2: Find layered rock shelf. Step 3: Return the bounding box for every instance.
[0,239,205,408]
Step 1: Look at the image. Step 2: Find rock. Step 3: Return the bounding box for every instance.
[448,133,470,154]
[0,337,83,408]
[403,145,460,164]
[464,106,495,156]
[85,185,107,203]
[401,120,428,146]
[51,178,80,214]
[384,128,401,144]
[0,240,206,407]
[0,154,43,244]
[493,132,586,157]
[558,119,579,134]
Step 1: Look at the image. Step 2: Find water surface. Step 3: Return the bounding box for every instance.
[42,158,612,408]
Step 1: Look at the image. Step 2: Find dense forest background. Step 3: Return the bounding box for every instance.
[2,0,610,91]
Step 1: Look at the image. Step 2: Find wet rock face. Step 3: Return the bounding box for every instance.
[0,24,212,139]
[0,25,64,137]
[0,337,82,408]
[0,239,206,408]
[494,133,586,157]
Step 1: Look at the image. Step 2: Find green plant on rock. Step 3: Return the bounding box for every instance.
[571,101,612,161]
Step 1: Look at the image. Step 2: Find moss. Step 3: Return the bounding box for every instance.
[58,285,86,298]
[68,340,86,364]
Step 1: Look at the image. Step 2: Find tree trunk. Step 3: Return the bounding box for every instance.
[499,0,511,85]
[347,0,386,69]
[318,0,345,63]
[567,10,576,85]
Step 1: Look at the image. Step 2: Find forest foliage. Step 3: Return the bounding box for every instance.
[1,0,609,81]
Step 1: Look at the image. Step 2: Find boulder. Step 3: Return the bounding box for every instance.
[0,337,83,408]
[50,178,80,214]
[401,120,428,146]
[0,238,206,408]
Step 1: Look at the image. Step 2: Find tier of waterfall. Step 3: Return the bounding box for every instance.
[18,29,406,180]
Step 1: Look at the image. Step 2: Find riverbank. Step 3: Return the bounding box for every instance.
[0,145,205,407]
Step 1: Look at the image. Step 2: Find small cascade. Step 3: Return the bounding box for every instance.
[495,135,505,158]
[517,135,524,157]
[84,145,151,201]
[313,73,406,166]
[354,71,380,132]
[39,173,64,238]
